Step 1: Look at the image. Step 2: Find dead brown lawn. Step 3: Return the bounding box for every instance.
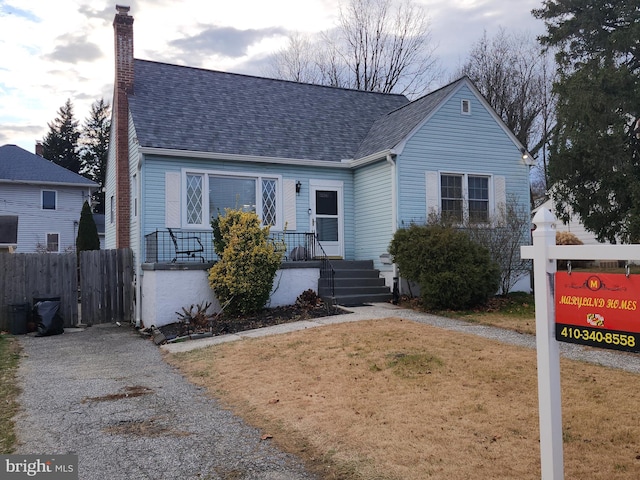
[168,318,640,480]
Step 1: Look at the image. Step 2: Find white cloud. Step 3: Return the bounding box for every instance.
[0,0,546,152]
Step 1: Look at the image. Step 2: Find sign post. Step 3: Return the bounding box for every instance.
[522,210,640,479]
[522,208,564,480]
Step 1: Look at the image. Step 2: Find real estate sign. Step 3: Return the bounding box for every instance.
[555,271,640,353]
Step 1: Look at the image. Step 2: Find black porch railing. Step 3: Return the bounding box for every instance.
[144,229,322,264]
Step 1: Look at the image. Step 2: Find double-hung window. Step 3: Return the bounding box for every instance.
[42,190,56,210]
[46,233,59,252]
[440,173,490,223]
[185,171,281,229]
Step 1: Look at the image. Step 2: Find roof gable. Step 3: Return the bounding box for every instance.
[0,145,97,186]
[128,60,409,162]
[354,78,466,158]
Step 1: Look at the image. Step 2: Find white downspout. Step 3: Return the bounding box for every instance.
[135,152,143,328]
[386,153,400,289]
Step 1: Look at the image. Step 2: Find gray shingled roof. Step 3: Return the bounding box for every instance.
[0,144,97,186]
[354,78,465,158]
[129,60,411,162]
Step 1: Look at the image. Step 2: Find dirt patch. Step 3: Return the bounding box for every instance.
[82,385,153,403]
[103,417,190,438]
[170,318,640,480]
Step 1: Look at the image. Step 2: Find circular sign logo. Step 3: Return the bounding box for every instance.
[586,276,602,291]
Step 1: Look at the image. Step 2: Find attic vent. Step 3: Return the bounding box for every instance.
[461,99,471,115]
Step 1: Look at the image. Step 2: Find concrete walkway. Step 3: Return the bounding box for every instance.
[162,303,640,374]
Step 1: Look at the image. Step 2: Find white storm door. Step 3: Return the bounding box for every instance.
[309,180,344,258]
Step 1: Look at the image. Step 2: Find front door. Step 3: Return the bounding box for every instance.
[310,180,344,258]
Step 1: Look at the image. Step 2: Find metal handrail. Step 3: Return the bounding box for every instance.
[314,234,336,298]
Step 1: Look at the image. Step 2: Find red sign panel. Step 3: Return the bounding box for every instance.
[555,272,640,352]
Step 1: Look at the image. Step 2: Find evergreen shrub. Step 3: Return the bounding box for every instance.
[208,209,284,315]
[389,224,500,310]
[76,200,100,252]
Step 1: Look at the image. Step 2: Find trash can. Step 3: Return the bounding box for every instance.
[8,303,29,335]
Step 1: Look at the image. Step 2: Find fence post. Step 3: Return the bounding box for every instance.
[528,208,564,479]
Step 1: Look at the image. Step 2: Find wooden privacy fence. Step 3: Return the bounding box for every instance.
[79,249,134,326]
[0,252,78,329]
[0,249,134,332]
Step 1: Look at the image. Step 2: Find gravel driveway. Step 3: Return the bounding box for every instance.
[13,324,317,480]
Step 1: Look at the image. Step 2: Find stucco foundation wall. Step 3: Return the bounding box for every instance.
[141,268,220,328]
[268,268,320,308]
[141,265,320,328]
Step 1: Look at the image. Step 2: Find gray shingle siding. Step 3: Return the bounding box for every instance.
[128,60,410,161]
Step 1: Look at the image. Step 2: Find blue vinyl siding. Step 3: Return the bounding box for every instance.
[140,156,355,259]
[397,84,530,226]
[104,119,117,249]
[354,160,393,270]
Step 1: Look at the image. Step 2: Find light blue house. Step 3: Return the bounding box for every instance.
[107,6,532,328]
[0,144,97,253]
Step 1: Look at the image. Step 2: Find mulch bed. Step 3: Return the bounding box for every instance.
[157,303,348,342]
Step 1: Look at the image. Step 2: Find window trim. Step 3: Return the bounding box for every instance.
[461,99,471,115]
[46,232,60,253]
[182,168,283,231]
[438,172,493,223]
[42,190,57,210]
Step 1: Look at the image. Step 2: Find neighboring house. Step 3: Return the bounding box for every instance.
[106,6,533,328]
[535,198,602,246]
[0,144,97,253]
[93,213,106,249]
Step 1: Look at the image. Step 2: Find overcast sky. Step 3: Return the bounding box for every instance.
[0,0,546,153]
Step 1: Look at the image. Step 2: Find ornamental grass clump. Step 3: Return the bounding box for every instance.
[208,209,284,316]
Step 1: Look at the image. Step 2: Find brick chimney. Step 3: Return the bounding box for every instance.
[113,5,133,248]
[35,141,43,157]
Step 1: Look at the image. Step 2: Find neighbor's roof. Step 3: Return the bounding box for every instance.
[0,144,98,186]
[129,60,412,162]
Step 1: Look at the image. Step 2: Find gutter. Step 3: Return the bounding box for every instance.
[138,146,398,170]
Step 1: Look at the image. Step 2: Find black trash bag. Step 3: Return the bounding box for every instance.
[33,300,64,337]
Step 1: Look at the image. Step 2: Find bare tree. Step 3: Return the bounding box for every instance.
[267,0,439,96]
[269,32,324,85]
[460,28,554,158]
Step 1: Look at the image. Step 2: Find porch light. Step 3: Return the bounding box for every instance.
[295,181,302,194]
[520,147,529,160]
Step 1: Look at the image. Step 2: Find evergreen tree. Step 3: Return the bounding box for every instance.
[42,99,81,173]
[76,201,100,252]
[80,99,111,214]
[533,0,640,242]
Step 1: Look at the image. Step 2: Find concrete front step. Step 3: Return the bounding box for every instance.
[319,277,386,288]
[327,260,375,269]
[319,259,392,306]
[330,293,393,306]
[319,285,391,296]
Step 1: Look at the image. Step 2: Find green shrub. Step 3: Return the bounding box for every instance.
[208,209,284,315]
[76,200,100,252]
[389,224,500,310]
